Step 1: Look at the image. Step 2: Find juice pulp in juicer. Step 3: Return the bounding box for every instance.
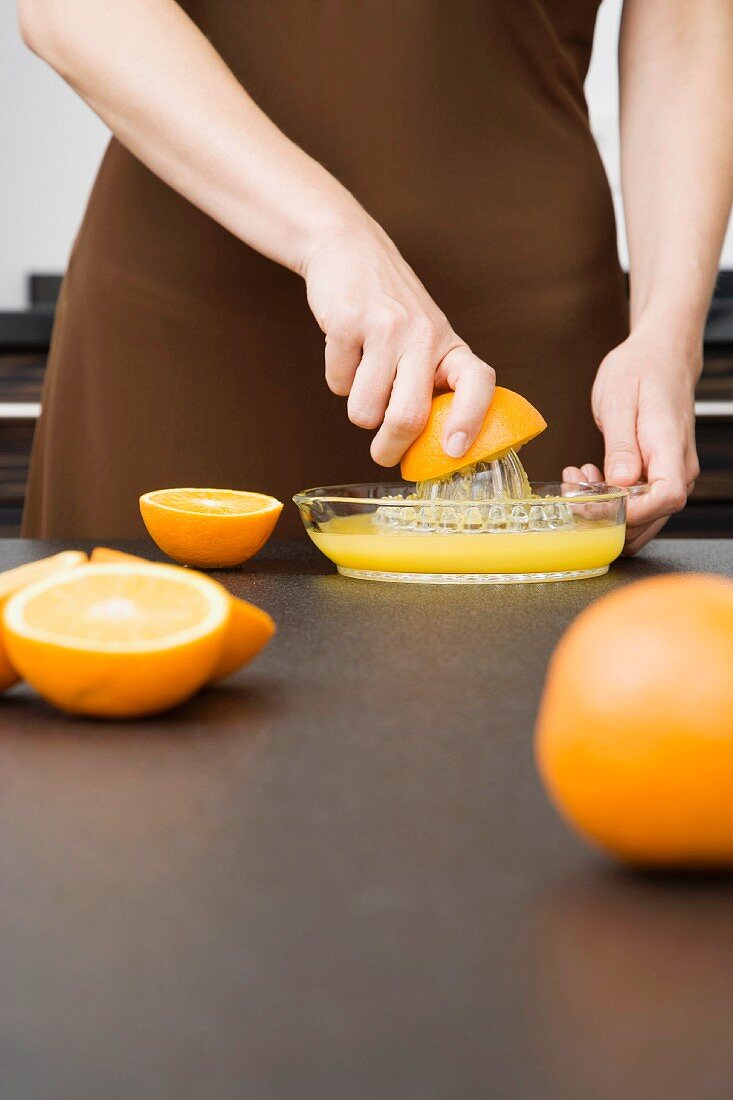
[305,449,626,582]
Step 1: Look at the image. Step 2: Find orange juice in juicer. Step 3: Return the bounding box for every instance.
[294,388,643,584]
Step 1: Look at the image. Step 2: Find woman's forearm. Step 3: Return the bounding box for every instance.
[18,0,367,274]
[619,0,733,349]
[583,0,733,553]
[18,0,497,464]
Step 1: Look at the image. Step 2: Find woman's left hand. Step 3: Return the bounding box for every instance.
[564,328,701,554]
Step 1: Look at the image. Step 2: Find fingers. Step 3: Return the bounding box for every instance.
[562,466,583,488]
[570,439,692,555]
[562,463,604,521]
[587,346,700,552]
[563,463,604,484]
[325,333,362,396]
[370,353,435,467]
[601,393,643,486]
[581,463,604,483]
[626,479,688,529]
[686,440,701,485]
[626,420,689,528]
[369,343,496,467]
[439,347,496,459]
[323,290,493,467]
[346,347,397,430]
[623,516,669,555]
[312,229,498,466]
[600,388,689,541]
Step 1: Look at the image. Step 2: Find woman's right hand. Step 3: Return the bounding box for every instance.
[304,219,495,467]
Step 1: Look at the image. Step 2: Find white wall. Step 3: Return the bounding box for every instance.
[586,0,629,269]
[0,4,109,309]
[1,0,731,308]
[587,0,733,273]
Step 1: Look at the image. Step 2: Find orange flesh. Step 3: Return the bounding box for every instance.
[145,489,279,516]
[91,546,276,679]
[21,572,212,643]
[0,551,87,599]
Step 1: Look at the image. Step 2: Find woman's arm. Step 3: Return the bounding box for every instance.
[577,0,733,552]
[18,0,494,466]
[620,0,733,336]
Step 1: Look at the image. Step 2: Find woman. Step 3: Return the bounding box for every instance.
[18,0,733,545]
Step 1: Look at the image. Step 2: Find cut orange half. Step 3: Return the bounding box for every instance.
[211,596,275,681]
[140,488,283,568]
[91,546,275,680]
[90,547,155,565]
[2,562,230,718]
[0,551,87,691]
[400,387,546,483]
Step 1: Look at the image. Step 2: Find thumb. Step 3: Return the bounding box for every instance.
[601,396,643,486]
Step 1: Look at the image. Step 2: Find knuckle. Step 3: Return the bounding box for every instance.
[607,440,638,457]
[326,375,351,397]
[370,442,391,468]
[385,404,429,436]
[410,316,442,347]
[329,322,353,344]
[688,457,701,481]
[371,304,406,338]
[470,357,496,384]
[483,360,497,383]
[324,362,353,396]
[348,403,381,429]
[668,484,688,513]
[330,304,362,338]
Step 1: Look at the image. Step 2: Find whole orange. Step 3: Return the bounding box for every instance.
[535,573,733,866]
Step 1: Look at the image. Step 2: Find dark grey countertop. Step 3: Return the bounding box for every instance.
[1,538,732,1099]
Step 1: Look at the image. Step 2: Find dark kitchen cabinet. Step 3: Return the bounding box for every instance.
[0,342,48,536]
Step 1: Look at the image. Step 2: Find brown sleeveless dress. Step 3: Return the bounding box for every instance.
[23,0,627,539]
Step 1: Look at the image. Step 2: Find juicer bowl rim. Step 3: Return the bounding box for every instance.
[292,480,642,507]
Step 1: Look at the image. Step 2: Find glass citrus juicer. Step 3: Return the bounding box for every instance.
[293,388,647,584]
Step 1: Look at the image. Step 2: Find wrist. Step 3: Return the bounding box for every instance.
[629,275,711,356]
[295,203,377,279]
[628,308,705,376]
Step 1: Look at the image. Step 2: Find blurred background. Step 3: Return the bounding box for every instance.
[1,0,731,536]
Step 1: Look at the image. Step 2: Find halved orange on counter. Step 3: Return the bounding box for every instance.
[91,546,276,681]
[140,488,283,569]
[2,562,231,718]
[90,547,155,565]
[401,387,546,482]
[0,551,87,690]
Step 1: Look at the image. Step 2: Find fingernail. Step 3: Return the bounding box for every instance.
[445,432,469,458]
[610,465,631,482]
